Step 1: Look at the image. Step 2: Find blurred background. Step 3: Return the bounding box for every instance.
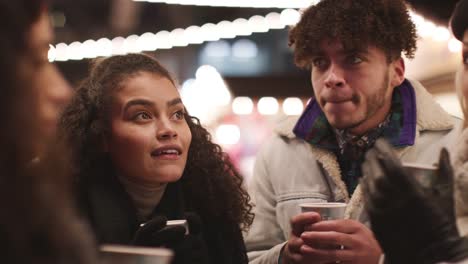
[49,0,464,181]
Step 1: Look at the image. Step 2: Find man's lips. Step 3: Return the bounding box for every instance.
[322,98,353,105]
[327,99,350,104]
[322,99,355,113]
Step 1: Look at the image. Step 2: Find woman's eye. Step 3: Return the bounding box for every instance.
[134,112,151,120]
[463,53,468,66]
[172,110,185,120]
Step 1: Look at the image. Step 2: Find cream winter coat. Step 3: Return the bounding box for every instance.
[245,79,463,264]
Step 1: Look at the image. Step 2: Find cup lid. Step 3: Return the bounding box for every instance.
[402,162,437,170]
[100,245,173,257]
[299,202,347,208]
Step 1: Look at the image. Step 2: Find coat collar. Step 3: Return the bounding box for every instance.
[274,79,455,139]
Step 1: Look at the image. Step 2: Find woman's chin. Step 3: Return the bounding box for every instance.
[152,171,184,184]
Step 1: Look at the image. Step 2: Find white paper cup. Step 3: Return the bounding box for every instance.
[99,245,173,264]
[402,162,437,188]
[299,202,347,220]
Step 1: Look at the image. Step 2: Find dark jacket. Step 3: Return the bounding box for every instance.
[78,171,248,264]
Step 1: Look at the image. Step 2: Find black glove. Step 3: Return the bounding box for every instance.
[171,212,210,264]
[131,215,186,248]
[361,139,468,264]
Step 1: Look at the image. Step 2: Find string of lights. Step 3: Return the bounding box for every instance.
[132,0,318,9]
[48,9,301,62]
[48,9,461,63]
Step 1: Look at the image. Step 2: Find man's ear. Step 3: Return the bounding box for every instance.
[390,57,405,87]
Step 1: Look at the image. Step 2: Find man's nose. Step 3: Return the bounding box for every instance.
[324,64,345,88]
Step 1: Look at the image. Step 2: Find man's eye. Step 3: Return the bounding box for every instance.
[312,58,328,69]
[347,56,363,64]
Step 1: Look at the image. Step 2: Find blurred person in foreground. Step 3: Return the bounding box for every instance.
[0,0,97,263]
[362,0,468,263]
[59,53,253,264]
[244,0,463,263]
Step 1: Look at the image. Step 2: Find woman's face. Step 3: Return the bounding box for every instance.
[105,72,192,186]
[22,10,72,150]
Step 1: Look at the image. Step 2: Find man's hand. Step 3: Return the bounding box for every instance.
[281,213,381,264]
[300,219,381,264]
[282,212,321,264]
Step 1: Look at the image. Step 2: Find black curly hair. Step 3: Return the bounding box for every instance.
[289,0,418,68]
[59,53,253,232]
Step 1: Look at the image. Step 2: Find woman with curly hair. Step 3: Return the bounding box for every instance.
[59,53,253,264]
[0,0,97,263]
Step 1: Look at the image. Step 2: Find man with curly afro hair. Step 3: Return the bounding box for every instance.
[245,0,463,263]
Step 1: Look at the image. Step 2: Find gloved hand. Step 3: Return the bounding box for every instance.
[361,139,468,264]
[131,215,186,248]
[131,213,210,264]
[171,212,210,264]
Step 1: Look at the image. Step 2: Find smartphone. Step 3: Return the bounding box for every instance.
[166,219,189,235]
[138,219,190,235]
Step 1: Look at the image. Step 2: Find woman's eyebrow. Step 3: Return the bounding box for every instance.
[123,99,154,112]
[167,98,183,107]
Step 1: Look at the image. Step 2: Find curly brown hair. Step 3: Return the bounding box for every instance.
[289,0,417,68]
[59,53,253,231]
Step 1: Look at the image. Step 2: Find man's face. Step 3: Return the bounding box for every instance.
[310,39,405,135]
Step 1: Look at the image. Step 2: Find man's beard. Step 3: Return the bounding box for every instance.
[345,71,391,131]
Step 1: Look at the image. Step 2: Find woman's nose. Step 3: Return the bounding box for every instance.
[156,119,177,140]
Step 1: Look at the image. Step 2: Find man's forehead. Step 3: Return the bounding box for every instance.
[313,39,367,55]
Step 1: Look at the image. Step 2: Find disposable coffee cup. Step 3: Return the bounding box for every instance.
[402,162,437,188]
[299,202,347,220]
[99,245,173,264]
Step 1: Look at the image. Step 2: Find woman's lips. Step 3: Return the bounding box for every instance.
[152,153,180,160]
[151,146,182,160]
